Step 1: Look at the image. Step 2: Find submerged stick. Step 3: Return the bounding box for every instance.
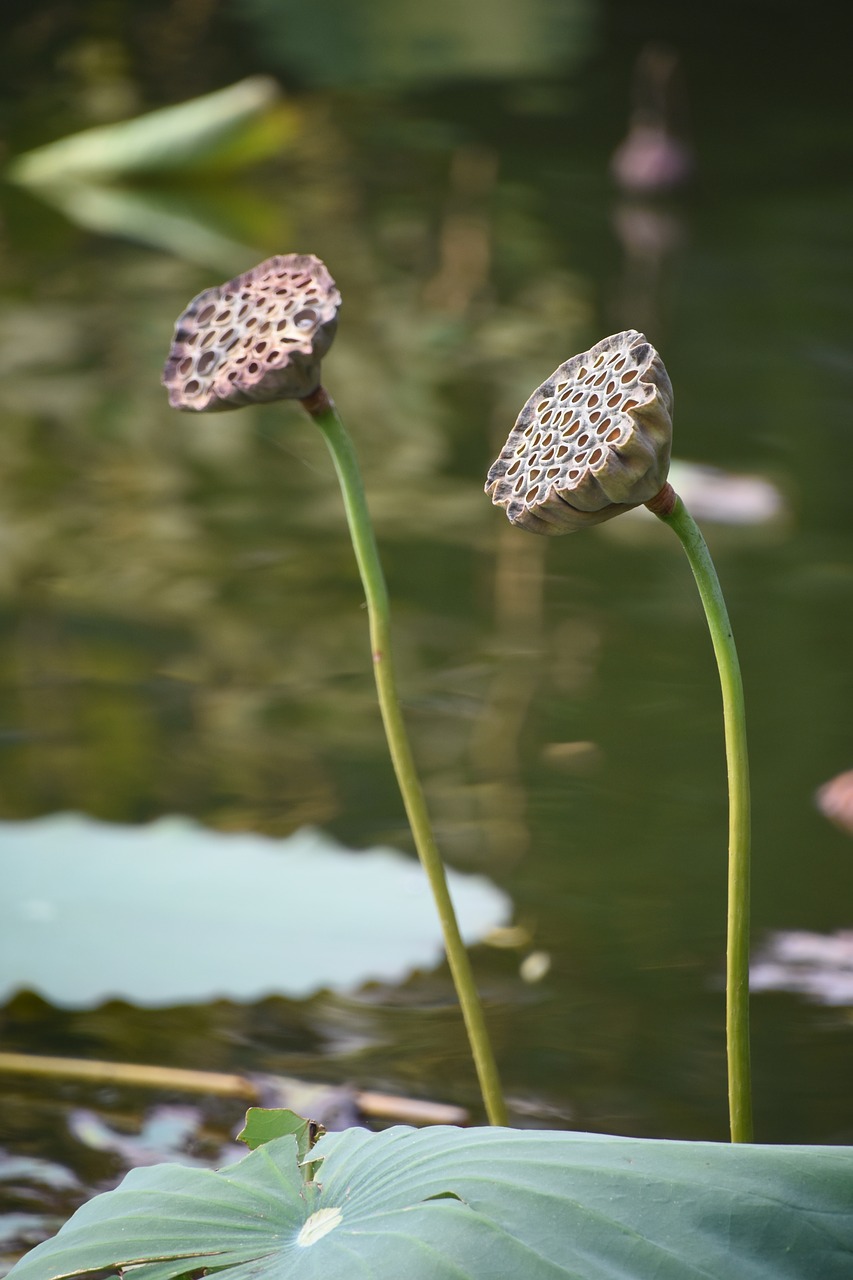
[0,1051,469,1127]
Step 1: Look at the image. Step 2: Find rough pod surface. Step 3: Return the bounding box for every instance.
[163,254,341,411]
[485,330,673,533]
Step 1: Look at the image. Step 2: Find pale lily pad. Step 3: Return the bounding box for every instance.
[666,460,786,525]
[617,460,786,531]
[0,815,510,1008]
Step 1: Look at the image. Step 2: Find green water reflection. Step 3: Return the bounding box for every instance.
[2,7,853,1229]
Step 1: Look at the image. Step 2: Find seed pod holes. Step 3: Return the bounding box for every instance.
[485,329,673,534]
[163,254,341,412]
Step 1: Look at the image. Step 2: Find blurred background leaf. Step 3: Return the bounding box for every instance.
[7,77,297,183]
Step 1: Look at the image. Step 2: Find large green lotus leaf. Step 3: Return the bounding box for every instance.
[7,78,296,183]
[0,815,509,1007]
[8,1126,853,1280]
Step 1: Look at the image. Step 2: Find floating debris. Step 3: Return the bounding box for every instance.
[750,930,853,1006]
[0,1151,84,1263]
[519,951,552,984]
[816,769,853,836]
[541,740,602,773]
[68,1107,211,1169]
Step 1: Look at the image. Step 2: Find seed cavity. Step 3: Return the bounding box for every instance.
[484,329,669,528]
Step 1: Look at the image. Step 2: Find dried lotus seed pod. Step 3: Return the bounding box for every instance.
[485,330,673,534]
[162,254,341,412]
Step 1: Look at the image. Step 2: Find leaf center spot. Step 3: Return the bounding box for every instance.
[297,1206,343,1246]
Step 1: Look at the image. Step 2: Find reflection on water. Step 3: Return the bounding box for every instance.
[2,4,853,1261]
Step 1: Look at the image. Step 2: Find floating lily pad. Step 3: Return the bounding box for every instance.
[0,815,510,1009]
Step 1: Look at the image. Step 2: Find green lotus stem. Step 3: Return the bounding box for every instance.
[649,485,753,1143]
[301,386,508,1128]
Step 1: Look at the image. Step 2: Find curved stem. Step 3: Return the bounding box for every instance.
[650,486,753,1142]
[301,387,507,1127]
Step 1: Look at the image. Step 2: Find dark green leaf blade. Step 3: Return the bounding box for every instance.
[9,1127,853,1280]
[237,1109,313,1154]
[9,1137,307,1280]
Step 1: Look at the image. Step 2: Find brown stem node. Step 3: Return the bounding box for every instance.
[644,481,678,517]
[300,384,333,417]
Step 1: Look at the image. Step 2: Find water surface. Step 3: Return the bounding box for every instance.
[2,3,853,1257]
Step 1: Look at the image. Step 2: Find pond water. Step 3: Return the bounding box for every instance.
[2,0,853,1262]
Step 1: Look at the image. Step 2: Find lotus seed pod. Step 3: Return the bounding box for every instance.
[162,254,341,412]
[485,330,673,534]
